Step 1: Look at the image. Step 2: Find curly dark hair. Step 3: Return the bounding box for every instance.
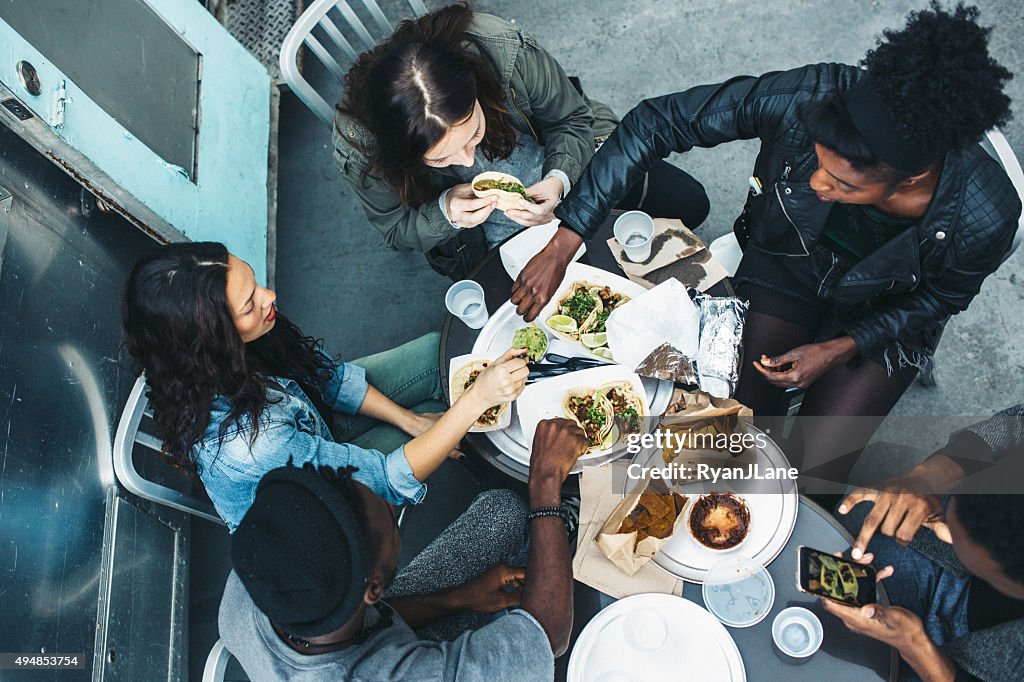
[800,2,1012,180]
[951,494,1024,586]
[336,2,518,206]
[122,242,334,473]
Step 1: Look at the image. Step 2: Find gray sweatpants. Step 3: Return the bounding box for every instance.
[385,488,529,641]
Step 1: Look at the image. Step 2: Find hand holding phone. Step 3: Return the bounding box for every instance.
[796,546,878,607]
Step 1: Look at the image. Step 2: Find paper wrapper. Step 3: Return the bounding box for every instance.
[606,278,700,371]
[573,462,684,597]
[594,478,688,577]
[634,342,697,384]
[607,218,728,292]
[607,218,705,276]
[659,388,755,465]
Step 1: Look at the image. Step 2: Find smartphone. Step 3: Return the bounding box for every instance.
[796,545,877,607]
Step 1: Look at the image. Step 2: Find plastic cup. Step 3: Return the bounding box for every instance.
[445,280,489,329]
[702,555,775,628]
[613,211,655,263]
[772,607,823,659]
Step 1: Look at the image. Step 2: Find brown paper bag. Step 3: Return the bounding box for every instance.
[659,388,755,464]
[595,479,687,576]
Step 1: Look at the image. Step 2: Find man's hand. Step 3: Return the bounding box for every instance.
[752,336,858,389]
[821,600,923,651]
[451,564,525,613]
[446,183,498,228]
[505,177,563,227]
[529,418,589,494]
[511,227,583,321]
[840,478,951,559]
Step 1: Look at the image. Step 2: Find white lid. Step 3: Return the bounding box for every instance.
[702,555,775,627]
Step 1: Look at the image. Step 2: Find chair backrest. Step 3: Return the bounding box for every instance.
[112,375,224,525]
[202,639,234,682]
[981,128,1024,262]
[279,0,428,126]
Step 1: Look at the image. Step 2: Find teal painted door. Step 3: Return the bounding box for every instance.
[0,0,272,279]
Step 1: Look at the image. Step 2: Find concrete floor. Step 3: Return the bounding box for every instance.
[275,0,1024,466]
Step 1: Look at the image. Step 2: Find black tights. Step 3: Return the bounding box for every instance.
[733,284,918,483]
[618,159,710,229]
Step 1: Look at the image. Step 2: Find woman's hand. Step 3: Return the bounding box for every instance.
[752,336,859,389]
[446,183,498,227]
[505,176,563,227]
[464,347,530,410]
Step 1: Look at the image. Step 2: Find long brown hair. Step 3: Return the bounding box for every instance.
[337,3,518,205]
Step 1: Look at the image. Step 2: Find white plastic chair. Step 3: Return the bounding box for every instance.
[279,0,428,126]
[112,375,224,525]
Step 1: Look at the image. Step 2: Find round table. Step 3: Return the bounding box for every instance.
[439,215,732,482]
[559,498,898,682]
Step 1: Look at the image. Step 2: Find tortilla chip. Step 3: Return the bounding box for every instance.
[672,493,687,515]
[639,492,671,518]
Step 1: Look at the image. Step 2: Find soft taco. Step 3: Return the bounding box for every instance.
[546,281,604,341]
[579,286,630,335]
[451,360,508,428]
[599,381,645,436]
[471,171,535,211]
[563,388,615,452]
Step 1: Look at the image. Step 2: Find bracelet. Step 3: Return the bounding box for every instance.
[528,506,570,526]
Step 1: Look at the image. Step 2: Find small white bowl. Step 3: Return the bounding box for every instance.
[772,607,824,658]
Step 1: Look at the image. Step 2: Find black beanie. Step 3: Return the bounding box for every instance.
[231,465,369,637]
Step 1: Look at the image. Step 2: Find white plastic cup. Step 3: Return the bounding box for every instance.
[445,280,489,329]
[613,210,655,263]
[771,607,824,658]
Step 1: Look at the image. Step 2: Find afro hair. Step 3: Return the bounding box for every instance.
[864,2,1013,160]
[952,494,1024,586]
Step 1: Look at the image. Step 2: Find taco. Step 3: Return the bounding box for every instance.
[579,286,630,335]
[546,281,604,341]
[563,388,615,451]
[599,381,645,436]
[472,171,535,211]
[451,360,508,428]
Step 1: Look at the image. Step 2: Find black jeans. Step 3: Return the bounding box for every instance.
[618,159,710,229]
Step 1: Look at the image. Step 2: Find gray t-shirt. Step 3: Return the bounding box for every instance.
[219,571,555,681]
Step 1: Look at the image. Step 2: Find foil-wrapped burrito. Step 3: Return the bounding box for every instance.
[694,294,748,398]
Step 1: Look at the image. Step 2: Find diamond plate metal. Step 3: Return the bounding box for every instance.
[209,0,302,80]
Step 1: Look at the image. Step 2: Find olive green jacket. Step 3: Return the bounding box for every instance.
[332,13,618,252]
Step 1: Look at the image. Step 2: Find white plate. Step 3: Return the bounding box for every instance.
[498,221,586,280]
[568,593,746,682]
[447,353,513,433]
[516,365,649,462]
[626,426,799,583]
[537,262,647,361]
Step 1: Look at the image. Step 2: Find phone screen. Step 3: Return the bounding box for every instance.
[797,546,877,606]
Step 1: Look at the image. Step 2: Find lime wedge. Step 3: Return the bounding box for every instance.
[580,332,608,349]
[592,346,615,360]
[546,315,578,334]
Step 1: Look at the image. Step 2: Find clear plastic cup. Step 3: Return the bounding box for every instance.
[445,280,489,329]
[772,607,823,658]
[702,555,775,628]
[613,211,655,263]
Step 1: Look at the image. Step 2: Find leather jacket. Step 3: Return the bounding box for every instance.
[555,63,1021,356]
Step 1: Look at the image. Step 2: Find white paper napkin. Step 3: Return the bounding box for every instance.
[499,220,586,280]
[606,278,700,370]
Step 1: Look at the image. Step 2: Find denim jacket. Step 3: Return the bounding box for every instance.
[194,361,426,531]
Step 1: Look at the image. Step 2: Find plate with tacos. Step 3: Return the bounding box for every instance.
[516,365,650,460]
[448,353,514,432]
[537,262,647,362]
